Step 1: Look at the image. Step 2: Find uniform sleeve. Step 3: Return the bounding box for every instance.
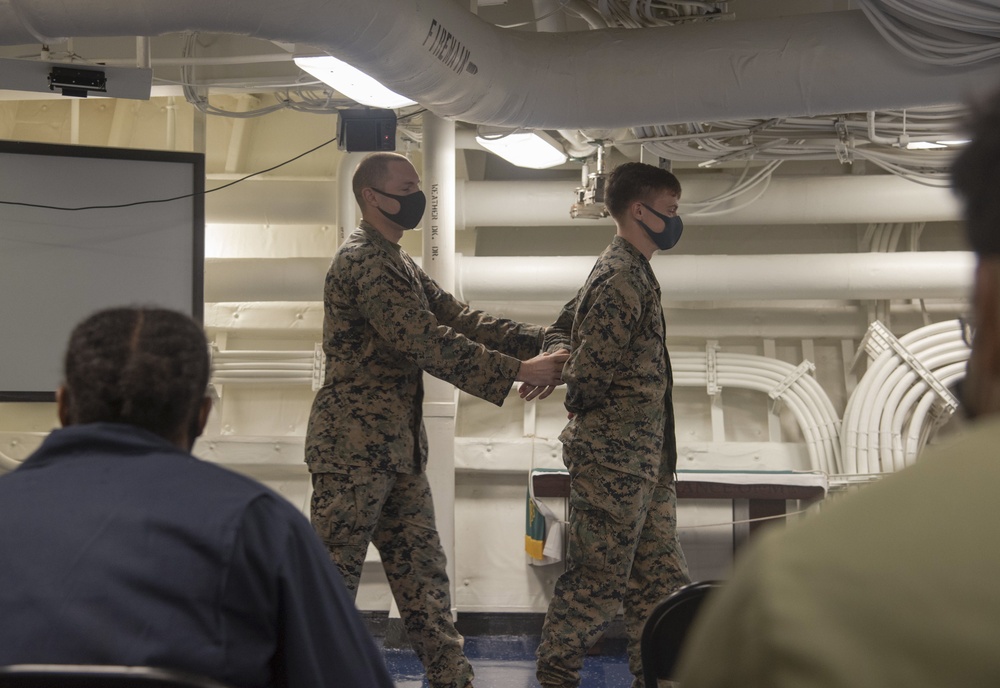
[543,296,577,353]
[353,252,522,405]
[563,275,642,414]
[228,496,396,688]
[419,268,544,360]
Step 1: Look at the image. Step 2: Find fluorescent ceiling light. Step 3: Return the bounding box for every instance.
[475,131,568,169]
[906,139,970,150]
[294,55,416,109]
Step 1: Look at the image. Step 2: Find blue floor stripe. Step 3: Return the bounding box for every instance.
[381,635,634,688]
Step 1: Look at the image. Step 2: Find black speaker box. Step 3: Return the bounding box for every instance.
[337,108,397,152]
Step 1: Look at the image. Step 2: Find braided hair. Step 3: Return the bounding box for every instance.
[62,307,210,442]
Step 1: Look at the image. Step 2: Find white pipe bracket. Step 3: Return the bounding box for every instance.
[864,321,959,414]
[312,342,326,392]
[768,360,816,400]
[706,341,722,396]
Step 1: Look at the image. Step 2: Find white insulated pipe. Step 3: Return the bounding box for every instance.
[204,252,975,304]
[337,153,365,245]
[424,114,457,292]
[203,175,963,227]
[0,2,996,129]
[457,177,964,227]
[456,252,975,304]
[205,178,337,226]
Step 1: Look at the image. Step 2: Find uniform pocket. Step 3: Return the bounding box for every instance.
[566,463,649,577]
[310,470,364,547]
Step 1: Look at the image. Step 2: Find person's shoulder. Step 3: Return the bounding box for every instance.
[334,229,381,265]
[181,452,290,503]
[599,238,649,278]
[762,419,1000,565]
[588,247,646,296]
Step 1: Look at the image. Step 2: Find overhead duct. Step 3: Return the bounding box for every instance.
[204,251,975,304]
[0,2,995,129]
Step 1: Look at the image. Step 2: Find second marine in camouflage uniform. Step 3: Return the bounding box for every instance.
[536,163,691,688]
[306,152,567,688]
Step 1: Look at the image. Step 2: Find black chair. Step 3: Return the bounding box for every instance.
[640,580,721,688]
[0,666,232,688]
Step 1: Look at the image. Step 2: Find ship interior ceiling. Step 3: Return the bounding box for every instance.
[1,0,998,613]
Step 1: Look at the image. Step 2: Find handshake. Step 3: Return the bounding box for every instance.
[516,348,570,401]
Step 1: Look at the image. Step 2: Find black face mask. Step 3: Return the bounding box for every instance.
[372,188,426,230]
[639,203,684,250]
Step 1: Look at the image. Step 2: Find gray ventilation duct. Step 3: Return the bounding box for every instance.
[0,1,996,129]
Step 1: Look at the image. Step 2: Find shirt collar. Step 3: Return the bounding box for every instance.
[20,423,184,470]
[612,234,649,263]
[359,219,402,253]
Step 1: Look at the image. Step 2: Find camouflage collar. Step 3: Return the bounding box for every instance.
[359,220,402,253]
[612,234,648,263]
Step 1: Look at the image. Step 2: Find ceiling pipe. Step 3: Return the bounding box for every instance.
[0,2,995,129]
[203,175,963,226]
[203,301,968,341]
[457,177,963,227]
[204,251,975,304]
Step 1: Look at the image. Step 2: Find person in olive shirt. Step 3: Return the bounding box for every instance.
[528,162,691,688]
[675,84,1000,688]
[305,152,568,688]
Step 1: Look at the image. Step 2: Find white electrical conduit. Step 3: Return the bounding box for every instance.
[865,333,964,469]
[721,353,841,471]
[211,349,314,384]
[0,4,996,129]
[840,320,967,474]
[905,362,966,466]
[672,351,841,473]
[198,346,841,473]
[675,354,839,471]
[885,349,967,471]
[843,324,931,473]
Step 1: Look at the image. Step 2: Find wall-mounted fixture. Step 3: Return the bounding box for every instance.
[571,142,609,219]
[0,57,151,99]
[294,54,417,109]
[337,108,397,152]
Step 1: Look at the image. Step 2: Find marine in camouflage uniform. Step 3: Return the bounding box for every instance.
[535,164,691,688]
[306,153,567,688]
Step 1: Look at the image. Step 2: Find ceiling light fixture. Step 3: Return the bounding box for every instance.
[475,131,568,169]
[904,139,970,150]
[293,55,416,109]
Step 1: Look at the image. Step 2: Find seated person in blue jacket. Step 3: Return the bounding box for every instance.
[0,306,394,688]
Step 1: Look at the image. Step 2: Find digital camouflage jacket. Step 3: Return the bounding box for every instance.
[545,235,677,480]
[306,222,544,474]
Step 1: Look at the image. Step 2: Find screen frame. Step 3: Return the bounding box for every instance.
[0,140,205,402]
